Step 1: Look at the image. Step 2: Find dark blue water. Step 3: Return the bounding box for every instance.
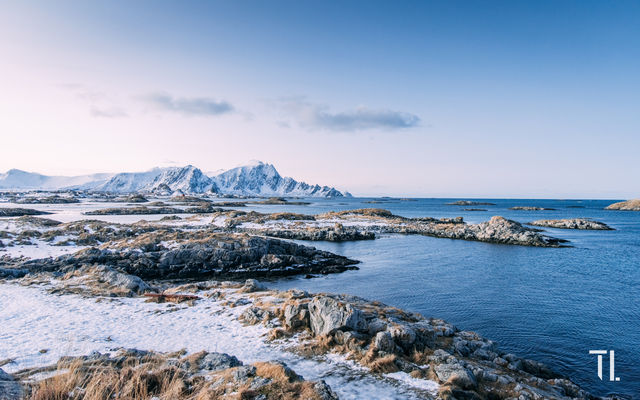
[260,198,640,397]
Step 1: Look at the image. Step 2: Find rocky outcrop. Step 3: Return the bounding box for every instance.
[227,209,568,247]
[0,368,22,400]
[530,218,613,230]
[253,197,311,205]
[84,204,226,215]
[113,194,148,203]
[308,296,367,336]
[12,233,359,280]
[245,290,596,400]
[447,201,496,206]
[0,208,51,217]
[252,224,375,242]
[509,206,555,211]
[17,349,338,400]
[16,195,79,204]
[605,199,640,211]
[48,265,154,297]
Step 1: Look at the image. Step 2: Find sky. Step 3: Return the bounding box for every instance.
[1,0,639,198]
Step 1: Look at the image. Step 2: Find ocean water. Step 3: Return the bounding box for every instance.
[262,198,640,398]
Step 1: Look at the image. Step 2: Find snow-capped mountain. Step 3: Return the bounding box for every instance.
[214,161,344,197]
[0,162,348,197]
[0,169,113,190]
[92,166,218,194]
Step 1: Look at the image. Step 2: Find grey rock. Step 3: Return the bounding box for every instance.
[311,380,339,400]
[530,218,613,230]
[373,331,395,353]
[199,352,242,371]
[367,318,388,336]
[308,296,367,336]
[231,365,256,382]
[284,302,309,330]
[96,266,152,294]
[0,368,23,400]
[389,325,416,350]
[240,307,269,325]
[429,349,452,363]
[434,363,477,389]
[17,234,359,280]
[240,279,266,293]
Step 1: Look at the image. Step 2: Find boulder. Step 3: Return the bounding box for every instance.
[373,331,395,353]
[240,279,266,293]
[240,307,270,325]
[434,363,477,389]
[283,302,309,330]
[389,325,416,350]
[308,296,367,336]
[0,368,23,400]
[311,380,339,400]
[199,352,242,371]
[96,266,152,294]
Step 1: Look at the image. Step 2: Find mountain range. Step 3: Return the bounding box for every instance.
[0,161,349,198]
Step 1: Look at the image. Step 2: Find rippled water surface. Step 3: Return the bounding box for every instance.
[264,198,640,397]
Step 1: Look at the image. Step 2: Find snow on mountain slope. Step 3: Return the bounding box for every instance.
[0,169,113,190]
[91,166,217,194]
[214,161,346,197]
[0,162,348,197]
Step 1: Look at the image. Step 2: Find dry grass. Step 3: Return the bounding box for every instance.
[362,352,398,373]
[25,351,334,400]
[27,356,192,400]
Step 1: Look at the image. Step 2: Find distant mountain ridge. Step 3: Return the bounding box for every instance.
[0,162,349,198]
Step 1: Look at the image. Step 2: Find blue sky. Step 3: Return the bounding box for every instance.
[1,1,639,197]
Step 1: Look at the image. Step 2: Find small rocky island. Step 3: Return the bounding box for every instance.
[446,200,496,206]
[530,218,614,230]
[0,208,51,217]
[605,199,640,211]
[509,206,555,211]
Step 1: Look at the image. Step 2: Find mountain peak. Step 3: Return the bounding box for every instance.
[0,162,348,197]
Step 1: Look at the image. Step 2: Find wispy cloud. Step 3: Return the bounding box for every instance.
[59,83,128,118]
[278,97,420,132]
[90,106,128,118]
[143,92,234,116]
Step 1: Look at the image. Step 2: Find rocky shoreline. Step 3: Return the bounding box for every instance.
[0,276,603,399]
[227,209,569,247]
[530,219,613,230]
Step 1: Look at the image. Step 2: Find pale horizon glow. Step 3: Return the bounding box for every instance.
[1,1,639,198]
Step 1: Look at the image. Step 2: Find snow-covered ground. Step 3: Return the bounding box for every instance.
[0,283,438,399]
[0,239,86,259]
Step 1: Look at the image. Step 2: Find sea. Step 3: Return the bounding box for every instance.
[257,197,639,398]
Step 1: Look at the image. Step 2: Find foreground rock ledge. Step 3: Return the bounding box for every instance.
[8,349,338,400]
[0,272,606,399]
[243,288,600,400]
